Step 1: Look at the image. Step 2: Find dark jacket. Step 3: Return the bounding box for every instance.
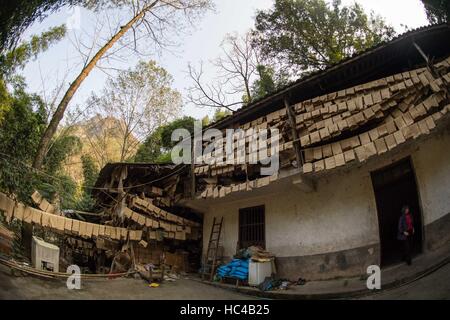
[398,213,414,241]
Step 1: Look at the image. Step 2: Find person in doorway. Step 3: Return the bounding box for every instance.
[398,205,415,265]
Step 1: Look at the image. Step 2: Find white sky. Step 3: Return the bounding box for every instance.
[20,0,429,122]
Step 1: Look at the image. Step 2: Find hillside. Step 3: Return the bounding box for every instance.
[62,115,141,184]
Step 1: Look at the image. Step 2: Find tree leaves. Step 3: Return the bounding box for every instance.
[0,25,67,81]
[93,60,181,162]
[134,116,196,163]
[421,0,450,23]
[0,59,82,209]
[0,0,81,52]
[253,0,396,77]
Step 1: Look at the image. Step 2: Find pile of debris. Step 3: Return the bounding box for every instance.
[233,246,307,292]
[0,172,203,280]
[257,277,307,292]
[214,246,276,284]
[235,246,275,262]
[134,244,193,283]
[0,221,14,256]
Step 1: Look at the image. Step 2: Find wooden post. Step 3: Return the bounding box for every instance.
[130,242,136,271]
[284,97,304,169]
[190,135,196,199]
[116,166,127,221]
[413,41,449,95]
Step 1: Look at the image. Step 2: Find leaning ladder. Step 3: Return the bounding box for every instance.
[202,217,223,281]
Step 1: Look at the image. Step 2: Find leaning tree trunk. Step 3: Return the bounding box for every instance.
[24,1,159,260]
[32,0,159,170]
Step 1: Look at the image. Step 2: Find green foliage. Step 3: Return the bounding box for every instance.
[134,127,164,163]
[160,117,196,150]
[76,154,99,211]
[34,134,86,209]
[82,0,128,10]
[135,111,231,164]
[81,154,98,191]
[0,25,66,81]
[44,135,82,175]
[421,0,450,23]
[253,0,396,76]
[134,116,196,163]
[200,109,232,127]
[36,176,78,209]
[250,65,291,102]
[0,29,86,210]
[251,65,276,101]
[0,104,83,209]
[0,79,11,122]
[0,82,81,207]
[0,0,80,51]
[212,109,232,123]
[155,152,173,164]
[0,81,47,162]
[0,80,46,202]
[201,116,210,127]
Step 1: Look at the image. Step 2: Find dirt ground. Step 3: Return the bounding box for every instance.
[360,261,450,300]
[2,261,449,300]
[0,265,255,300]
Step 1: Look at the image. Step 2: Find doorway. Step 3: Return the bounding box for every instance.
[371,158,423,267]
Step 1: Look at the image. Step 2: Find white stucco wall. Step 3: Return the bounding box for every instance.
[200,127,450,260]
[412,129,450,225]
[201,165,381,259]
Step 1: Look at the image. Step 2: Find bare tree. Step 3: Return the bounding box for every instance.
[186,32,260,111]
[32,0,212,169]
[91,60,181,162]
[79,114,120,168]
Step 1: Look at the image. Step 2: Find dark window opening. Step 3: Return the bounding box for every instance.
[239,205,265,249]
[41,261,55,272]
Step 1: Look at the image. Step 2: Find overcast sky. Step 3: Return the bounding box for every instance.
[21,0,429,122]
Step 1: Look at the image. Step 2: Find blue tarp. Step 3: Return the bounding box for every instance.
[216,259,249,280]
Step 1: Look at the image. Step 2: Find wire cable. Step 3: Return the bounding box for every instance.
[0,151,187,191]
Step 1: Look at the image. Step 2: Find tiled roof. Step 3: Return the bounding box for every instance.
[195,56,450,199]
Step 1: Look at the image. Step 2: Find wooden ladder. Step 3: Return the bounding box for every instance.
[202,217,223,281]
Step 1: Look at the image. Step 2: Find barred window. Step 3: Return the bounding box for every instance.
[239,205,265,249]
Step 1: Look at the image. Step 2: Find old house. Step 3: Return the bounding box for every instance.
[90,24,450,281]
[179,24,450,280]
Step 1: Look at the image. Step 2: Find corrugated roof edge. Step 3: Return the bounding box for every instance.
[208,23,450,129]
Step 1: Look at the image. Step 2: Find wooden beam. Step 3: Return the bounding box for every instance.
[284,97,303,169]
[190,135,196,199]
[413,41,449,96]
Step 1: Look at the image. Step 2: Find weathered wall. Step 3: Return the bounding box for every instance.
[412,126,450,251]
[201,164,380,280]
[200,126,450,280]
[412,128,450,224]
